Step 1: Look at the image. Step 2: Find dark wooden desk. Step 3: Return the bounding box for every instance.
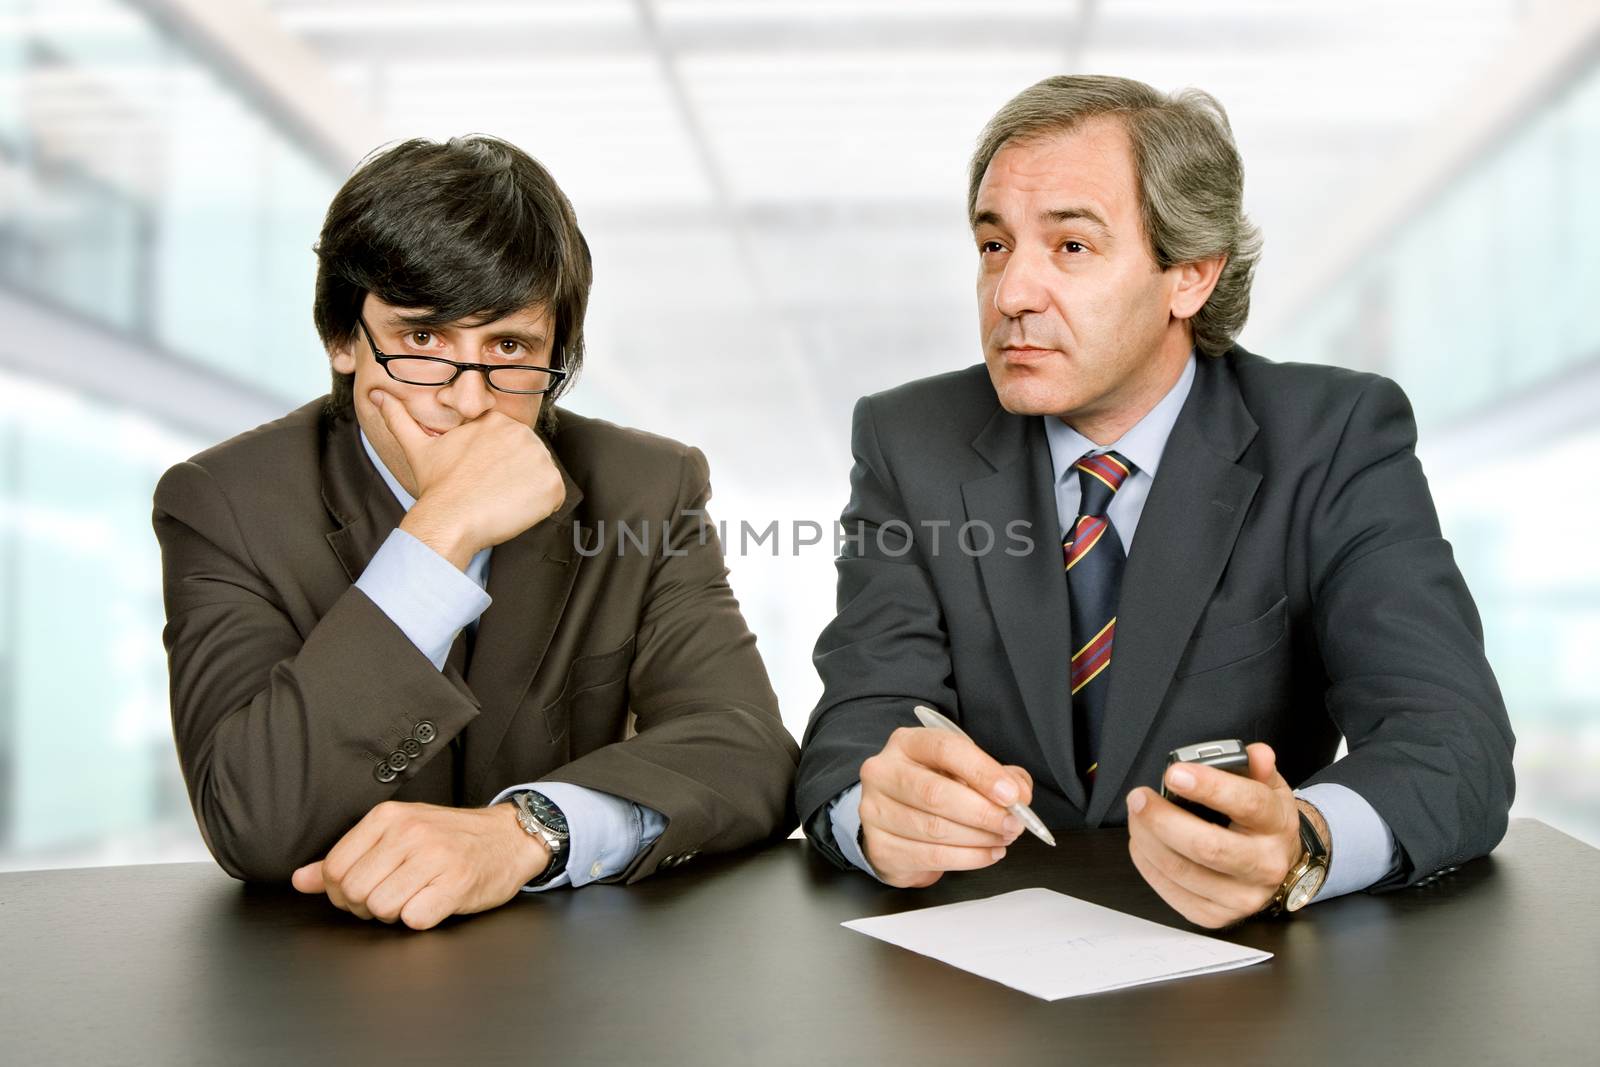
[1,819,1595,1065]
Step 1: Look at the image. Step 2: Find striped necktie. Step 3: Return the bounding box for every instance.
[1063,450,1135,783]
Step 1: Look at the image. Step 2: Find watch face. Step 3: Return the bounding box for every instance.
[527,792,569,836]
[1286,866,1326,912]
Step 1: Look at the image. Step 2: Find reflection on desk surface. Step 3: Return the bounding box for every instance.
[0,820,1595,1066]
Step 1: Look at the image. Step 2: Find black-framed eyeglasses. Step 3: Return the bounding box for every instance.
[358,318,569,396]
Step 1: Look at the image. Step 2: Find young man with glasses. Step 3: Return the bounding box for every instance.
[153,136,797,929]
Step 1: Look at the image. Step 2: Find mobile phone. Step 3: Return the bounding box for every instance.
[1160,740,1251,826]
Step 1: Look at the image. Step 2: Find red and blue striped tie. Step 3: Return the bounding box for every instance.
[1063,450,1135,784]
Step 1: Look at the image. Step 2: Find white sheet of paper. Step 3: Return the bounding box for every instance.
[843,888,1271,1001]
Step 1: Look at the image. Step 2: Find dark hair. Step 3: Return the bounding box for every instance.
[313,135,592,432]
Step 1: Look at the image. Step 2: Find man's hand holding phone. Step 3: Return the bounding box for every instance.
[1126,741,1322,928]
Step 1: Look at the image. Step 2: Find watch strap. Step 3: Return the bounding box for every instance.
[1264,808,1329,916]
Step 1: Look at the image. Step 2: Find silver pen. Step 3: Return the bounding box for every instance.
[913,704,1057,847]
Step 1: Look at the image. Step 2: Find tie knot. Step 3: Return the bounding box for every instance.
[1073,450,1134,516]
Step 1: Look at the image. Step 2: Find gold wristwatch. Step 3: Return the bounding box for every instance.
[1265,806,1330,915]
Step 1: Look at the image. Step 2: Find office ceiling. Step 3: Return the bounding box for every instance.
[257,0,1530,493]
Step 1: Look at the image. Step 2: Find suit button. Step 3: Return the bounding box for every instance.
[374,762,398,784]
[400,738,422,759]
[387,750,410,773]
[413,721,437,744]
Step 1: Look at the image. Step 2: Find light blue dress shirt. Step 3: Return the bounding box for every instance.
[829,354,1398,902]
[352,430,665,891]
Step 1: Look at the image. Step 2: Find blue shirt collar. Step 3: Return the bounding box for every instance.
[359,428,418,511]
[1043,351,1197,485]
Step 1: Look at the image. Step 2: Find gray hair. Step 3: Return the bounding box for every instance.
[968,75,1262,358]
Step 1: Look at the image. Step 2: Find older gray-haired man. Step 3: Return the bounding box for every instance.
[795,75,1513,927]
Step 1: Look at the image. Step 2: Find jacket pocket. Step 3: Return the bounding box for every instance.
[1174,595,1288,678]
[540,634,636,742]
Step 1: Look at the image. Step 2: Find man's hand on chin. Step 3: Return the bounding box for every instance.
[291,801,549,931]
[371,388,566,571]
[1125,742,1319,929]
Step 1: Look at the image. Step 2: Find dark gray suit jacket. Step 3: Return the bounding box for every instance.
[155,399,798,882]
[796,347,1514,887]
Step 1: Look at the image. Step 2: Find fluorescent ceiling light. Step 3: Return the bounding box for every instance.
[660,1,1084,19]
[275,1,634,32]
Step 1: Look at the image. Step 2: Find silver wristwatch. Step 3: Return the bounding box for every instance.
[510,790,570,886]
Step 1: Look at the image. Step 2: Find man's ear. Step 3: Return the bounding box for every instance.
[1169,253,1227,322]
[330,340,357,375]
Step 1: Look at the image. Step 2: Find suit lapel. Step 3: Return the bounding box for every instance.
[322,411,480,704]
[1086,354,1261,824]
[321,409,405,583]
[460,458,585,802]
[963,406,1087,813]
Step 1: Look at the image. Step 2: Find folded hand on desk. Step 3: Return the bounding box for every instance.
[1125,742,1325,928]
[291,800,549,930]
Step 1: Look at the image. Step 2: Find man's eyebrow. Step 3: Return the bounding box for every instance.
[388,311,452,330]
[971,207,1111,233]
[1045,207,1110,232]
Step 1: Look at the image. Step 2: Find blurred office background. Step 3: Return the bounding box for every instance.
[1,0,1595,870]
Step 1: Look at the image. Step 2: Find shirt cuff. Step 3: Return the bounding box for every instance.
[828,782,887,883]
[1296,781,1400,902]
[487,781,667,892]
[354,528,492,670]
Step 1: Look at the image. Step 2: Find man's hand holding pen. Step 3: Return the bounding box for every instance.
[857,726,1036,889]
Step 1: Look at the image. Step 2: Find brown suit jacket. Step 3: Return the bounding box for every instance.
[154,398,798,882]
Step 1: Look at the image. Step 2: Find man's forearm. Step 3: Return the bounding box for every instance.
[176,588,481,881]
[487,782,668,890]
[354,528,490,669]
[399,501,481,572]
[1296,782,1399,902]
